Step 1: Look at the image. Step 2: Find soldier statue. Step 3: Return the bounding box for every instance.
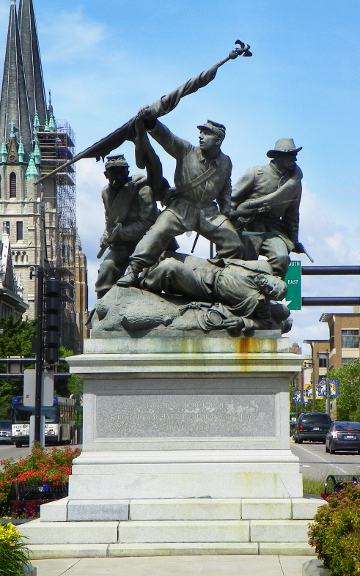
[95,155,158,298]
[117,110,241,287]
[140,252,288,333]
[230,138,304,278]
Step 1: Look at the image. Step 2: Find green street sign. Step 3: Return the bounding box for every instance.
[285,261,302,310]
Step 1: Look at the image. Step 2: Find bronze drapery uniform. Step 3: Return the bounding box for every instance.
[95,175,158,294]
[142,254,275,330]
[231,161,302,277]
[128,121,241,270]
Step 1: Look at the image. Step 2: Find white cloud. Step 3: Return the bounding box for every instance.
[299,183,360,266]
[86,258,100,309]
[286,182,360,345]
[40,8,106,63]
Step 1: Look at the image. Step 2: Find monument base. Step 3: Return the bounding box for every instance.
[20,336,322,556]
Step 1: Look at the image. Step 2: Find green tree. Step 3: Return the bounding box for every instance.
[0,318,37,419]
[0,318,36,360]
[329,360,360,421]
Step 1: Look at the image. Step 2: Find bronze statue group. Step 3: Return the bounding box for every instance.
[94,109,304,335]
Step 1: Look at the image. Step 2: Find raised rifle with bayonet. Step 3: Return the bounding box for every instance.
[36,40,252,186]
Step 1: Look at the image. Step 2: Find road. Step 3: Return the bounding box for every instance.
[291,440,360,481]
[0,443,29,464]
[2,442,360,483]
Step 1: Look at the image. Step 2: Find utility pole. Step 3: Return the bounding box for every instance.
[34,265,44,444]
[30,199,59,447]
[326,381,331,416]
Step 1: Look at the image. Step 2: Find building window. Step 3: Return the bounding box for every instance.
[16,221,23,241]
[341,329,360,349]
[9,172,16,198]
[3,221,10,234]
[16,222,24,242]
[318,353,328,368]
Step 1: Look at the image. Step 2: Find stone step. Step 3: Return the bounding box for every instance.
[28,541,314,559]
[40,496,323,522]
[19,520,119,545]
[21,518,313,546]
[119,520,250,543]
[130,497,322,521]
[118,519,311,544]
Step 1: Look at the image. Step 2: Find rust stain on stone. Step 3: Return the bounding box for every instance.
[235,337,278,354]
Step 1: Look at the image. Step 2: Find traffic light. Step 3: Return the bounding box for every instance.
[44,278,61,365]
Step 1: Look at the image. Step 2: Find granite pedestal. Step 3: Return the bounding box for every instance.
[32,335,320,555]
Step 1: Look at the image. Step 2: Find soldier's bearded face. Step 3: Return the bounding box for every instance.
[198,129,220,151]
[272,154,297,171]
[106,168,129,189]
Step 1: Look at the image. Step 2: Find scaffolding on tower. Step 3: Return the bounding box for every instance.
[37,119,80,349]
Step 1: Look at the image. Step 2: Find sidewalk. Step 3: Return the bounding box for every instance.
[32,554,314,576]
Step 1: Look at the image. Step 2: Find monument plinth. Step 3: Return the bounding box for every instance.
[65,335,303,511]
[26,334,323,557]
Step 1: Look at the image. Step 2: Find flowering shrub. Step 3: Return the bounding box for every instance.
[308,482,360,576]
[0,445,80,518]
[0,522,29,575]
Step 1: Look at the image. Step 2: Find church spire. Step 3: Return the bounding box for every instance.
[0,0,32,154]
[19,0,47,128]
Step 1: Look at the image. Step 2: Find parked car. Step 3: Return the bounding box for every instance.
[325,421,360,454]
[0,420,12,444]
[293,412,332,443]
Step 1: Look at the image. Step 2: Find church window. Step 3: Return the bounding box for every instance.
[9,172,16,198]
[16,221,24,241]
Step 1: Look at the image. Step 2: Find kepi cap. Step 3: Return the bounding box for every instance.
[267,138,302,158]
[105,154,129,170]
[197,120,226,141]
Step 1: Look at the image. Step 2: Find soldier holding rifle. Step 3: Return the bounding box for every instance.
[230,138,307,278]
[95,155,158,298]
[117,113,241,287]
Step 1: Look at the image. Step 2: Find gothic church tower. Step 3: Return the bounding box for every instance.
[0,0,88,351]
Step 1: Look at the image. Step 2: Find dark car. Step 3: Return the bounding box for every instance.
[325,421,360,454]
[0,420,12,444]
[293,412,332,443]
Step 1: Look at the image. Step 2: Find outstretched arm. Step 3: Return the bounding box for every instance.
[231,167,255,207]
[149,120,193,159]
[137,107,192,159]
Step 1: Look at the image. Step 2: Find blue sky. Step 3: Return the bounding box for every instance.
[1,0,360,350]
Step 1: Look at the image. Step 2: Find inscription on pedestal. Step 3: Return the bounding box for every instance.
[97,393,275,438]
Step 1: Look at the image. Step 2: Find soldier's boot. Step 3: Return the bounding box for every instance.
[116,261,143,287]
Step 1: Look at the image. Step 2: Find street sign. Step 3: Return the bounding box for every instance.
[284,261,302,310]
[23,369,36,406]
[42,371,54,406]
[23,368,54,406]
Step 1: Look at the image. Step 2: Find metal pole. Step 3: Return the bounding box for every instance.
[302,297,360,306]
[34,266,44,445]
[302,266,360,275]
[326,381,331,416]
